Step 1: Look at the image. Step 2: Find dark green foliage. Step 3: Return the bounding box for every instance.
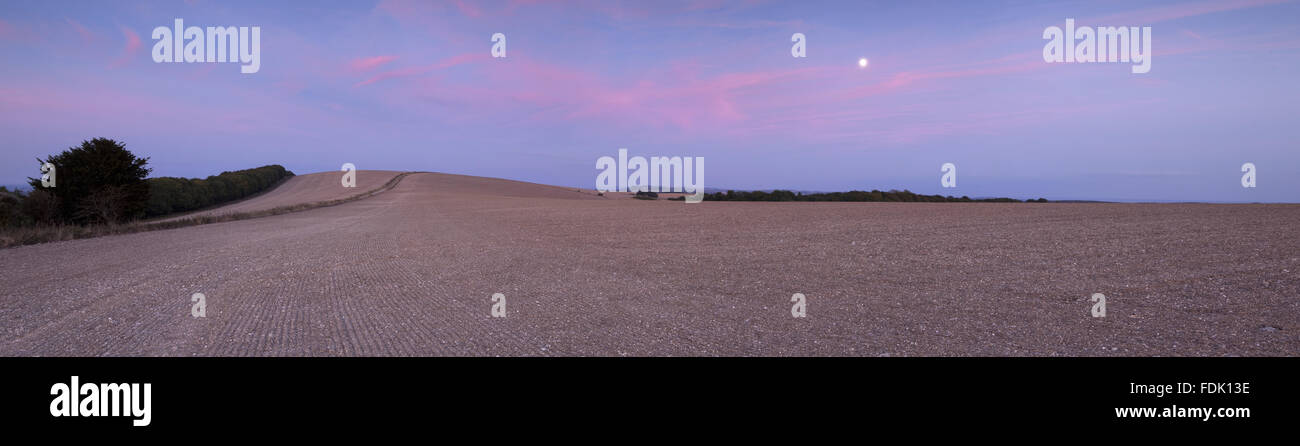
[702,189,1040,203]
[2,171,411,249]
[20,189,61,225]
[28,138,152,224]
[144,165,294,216]
[0,186,27,227]
[634,191,659,200]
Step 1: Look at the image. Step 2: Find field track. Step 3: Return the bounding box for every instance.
[158,170,403,221]
[1,172,1297,356]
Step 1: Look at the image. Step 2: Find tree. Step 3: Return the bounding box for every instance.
[29,138,151,224]
[74,185,131,225]
[0,187,27,227]
[21,189,61,225]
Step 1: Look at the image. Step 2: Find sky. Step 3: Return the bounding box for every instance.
[1,0,1298,202]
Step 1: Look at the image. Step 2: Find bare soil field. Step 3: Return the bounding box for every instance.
[1,172,1297,356]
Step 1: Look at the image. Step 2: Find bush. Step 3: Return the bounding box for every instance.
[74,185,132,225]
[20,189,60,225]
[29,138,151,225]
[0,187,27,227]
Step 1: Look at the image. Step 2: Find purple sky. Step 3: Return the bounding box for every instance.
[2,0,1298,201]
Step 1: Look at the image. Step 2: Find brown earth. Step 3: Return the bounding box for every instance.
[1,171,1297,356]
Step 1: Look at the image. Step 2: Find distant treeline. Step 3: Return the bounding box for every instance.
[701,189,1047,203]
[145,165,294,216]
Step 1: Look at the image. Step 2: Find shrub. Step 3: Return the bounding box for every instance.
[634,191,659,200]
[20,189,61,225]
[29,138,151,224]
[0,187,27,227]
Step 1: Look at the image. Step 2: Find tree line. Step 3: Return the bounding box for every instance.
[700,189,1047,203]
[0,138,293,228]
[145,164,293,216]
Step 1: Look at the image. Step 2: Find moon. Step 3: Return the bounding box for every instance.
[858,58,869,68]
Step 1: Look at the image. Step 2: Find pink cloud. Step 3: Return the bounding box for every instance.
[672,17,804,29]
[836,55,1043,101]
[110,26,142,68]
[349,55,398,72]
[505,0,549,11]
[377,0,482,18]
[0,18,44,44]
[685,0,731,11]
[354,53,488,87]
[65,18,94,43]
[273,79,309,95]
[1092,0,1291,25]
[339,0,1300,142]
[378,56,830,131]
[373,0,472,46]
[1,77,360,142]
[558,66,829,128]
[488,53,1062,140]
[354,65,426,88]
[454,0,483,17]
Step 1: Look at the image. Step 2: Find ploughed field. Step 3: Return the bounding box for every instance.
[1,172,1297,356]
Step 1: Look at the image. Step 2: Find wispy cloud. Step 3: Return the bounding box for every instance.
[454,0,484,18]
[349,55,398,72]
[65,18,95,43]
[1091,0,1292,25]
[110,26,142,68]
[353,53,488,87]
